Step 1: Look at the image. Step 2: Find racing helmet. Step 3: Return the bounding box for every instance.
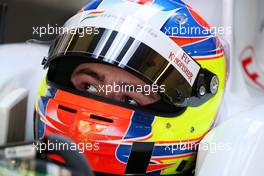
[34,0,227,175]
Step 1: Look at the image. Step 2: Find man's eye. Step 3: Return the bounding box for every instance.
[85,84,98,94]
[124,96,138,106]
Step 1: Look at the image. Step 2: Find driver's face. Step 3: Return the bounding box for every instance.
[71,63,160,106]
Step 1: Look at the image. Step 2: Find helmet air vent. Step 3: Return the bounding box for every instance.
[90,114,114,123]
[58,105,77,114]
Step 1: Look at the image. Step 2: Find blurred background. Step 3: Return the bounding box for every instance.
[0,0,226,44]
[0,0,90,43]
[0,0,92,143]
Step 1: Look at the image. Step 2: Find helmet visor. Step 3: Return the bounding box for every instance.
[45,27,217,107]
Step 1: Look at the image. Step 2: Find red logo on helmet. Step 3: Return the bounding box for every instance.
[128,0,153,5]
